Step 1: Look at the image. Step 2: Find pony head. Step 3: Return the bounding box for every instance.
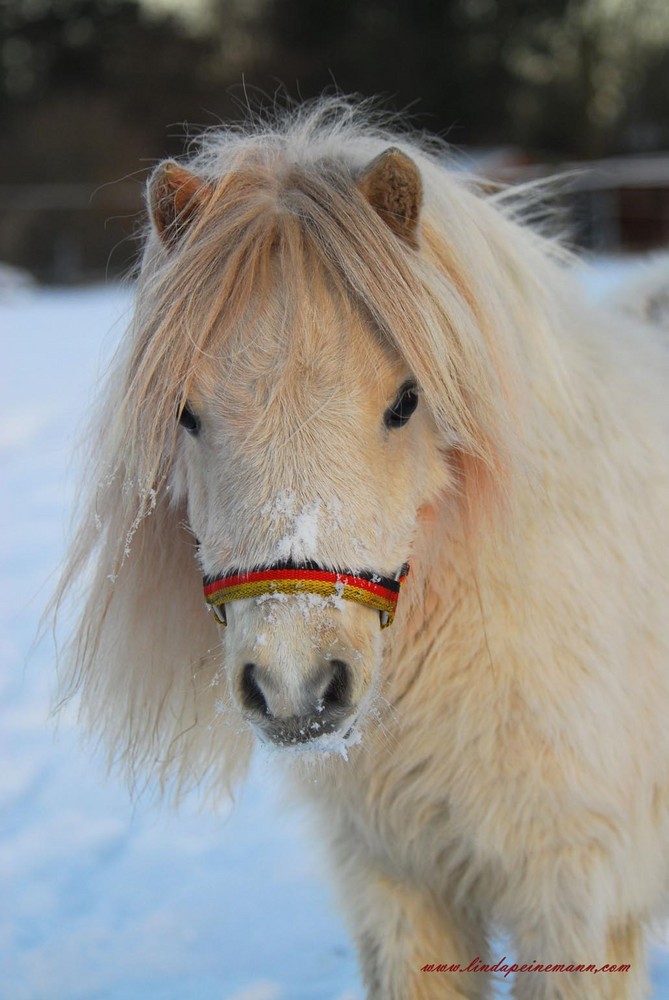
[56,101,564,795]
[151,148,452,749]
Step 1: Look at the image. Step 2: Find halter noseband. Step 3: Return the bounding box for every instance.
[203,560,410,629]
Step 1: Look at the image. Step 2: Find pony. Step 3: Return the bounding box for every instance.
[55,99,669,999]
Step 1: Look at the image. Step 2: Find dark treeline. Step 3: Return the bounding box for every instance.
[2,0,669,278]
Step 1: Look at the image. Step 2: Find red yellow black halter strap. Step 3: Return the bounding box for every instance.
[203,560,410,629]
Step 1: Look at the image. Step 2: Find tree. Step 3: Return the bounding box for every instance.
[504,0,669,156]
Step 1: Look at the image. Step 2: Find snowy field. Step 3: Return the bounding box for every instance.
[2,264,669,999]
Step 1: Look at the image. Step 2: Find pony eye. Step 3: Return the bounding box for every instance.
[179,402,201,435]
[384,381,419,429]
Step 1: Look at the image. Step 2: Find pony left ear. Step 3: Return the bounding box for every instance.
[357,147,423,248]
[148,161,213,248]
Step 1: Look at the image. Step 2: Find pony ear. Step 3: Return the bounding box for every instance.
[357,147,423,248]
[148,161,213,247]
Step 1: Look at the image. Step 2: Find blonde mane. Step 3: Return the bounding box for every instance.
[56,99,586,798]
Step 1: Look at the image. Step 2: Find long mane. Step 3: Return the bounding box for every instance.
[53,98,579,800]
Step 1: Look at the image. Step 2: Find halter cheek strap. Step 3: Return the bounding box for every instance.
[203,561,410,629]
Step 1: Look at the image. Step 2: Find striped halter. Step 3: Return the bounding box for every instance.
[203,560,410,629]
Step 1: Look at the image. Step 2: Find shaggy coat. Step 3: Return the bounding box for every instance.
[55,101,669,999]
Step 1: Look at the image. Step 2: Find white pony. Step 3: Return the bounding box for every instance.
[55,100,669,999]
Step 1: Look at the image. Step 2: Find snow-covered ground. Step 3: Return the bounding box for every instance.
[2,265,669,999]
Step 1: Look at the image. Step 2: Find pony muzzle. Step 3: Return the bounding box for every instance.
[203,561,410,629]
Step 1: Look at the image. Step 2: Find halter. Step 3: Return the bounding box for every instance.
[203,560,410,629]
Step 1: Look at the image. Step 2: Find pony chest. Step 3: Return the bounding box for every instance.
[331,699,583,890]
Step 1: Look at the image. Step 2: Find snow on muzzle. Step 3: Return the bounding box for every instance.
[203,560,410,747]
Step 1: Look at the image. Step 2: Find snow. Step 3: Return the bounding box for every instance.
[2,264,669,998]
[263,491,322,562]
[1,285,361,1000]
[256,721,363,762]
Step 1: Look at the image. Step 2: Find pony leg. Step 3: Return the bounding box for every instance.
[511,917,648,1000]
[341,867,491,999]
[603,919,648,1000]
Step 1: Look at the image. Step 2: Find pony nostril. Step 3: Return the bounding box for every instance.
[321,659,351,710]
[240,663,269,716]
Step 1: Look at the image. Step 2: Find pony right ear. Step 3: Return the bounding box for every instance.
[148,161,212,247]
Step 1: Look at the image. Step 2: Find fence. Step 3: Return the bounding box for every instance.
[1,155,669,284]
[0,181,144,284]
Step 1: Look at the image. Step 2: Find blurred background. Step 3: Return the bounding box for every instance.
[2,0,669,283]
